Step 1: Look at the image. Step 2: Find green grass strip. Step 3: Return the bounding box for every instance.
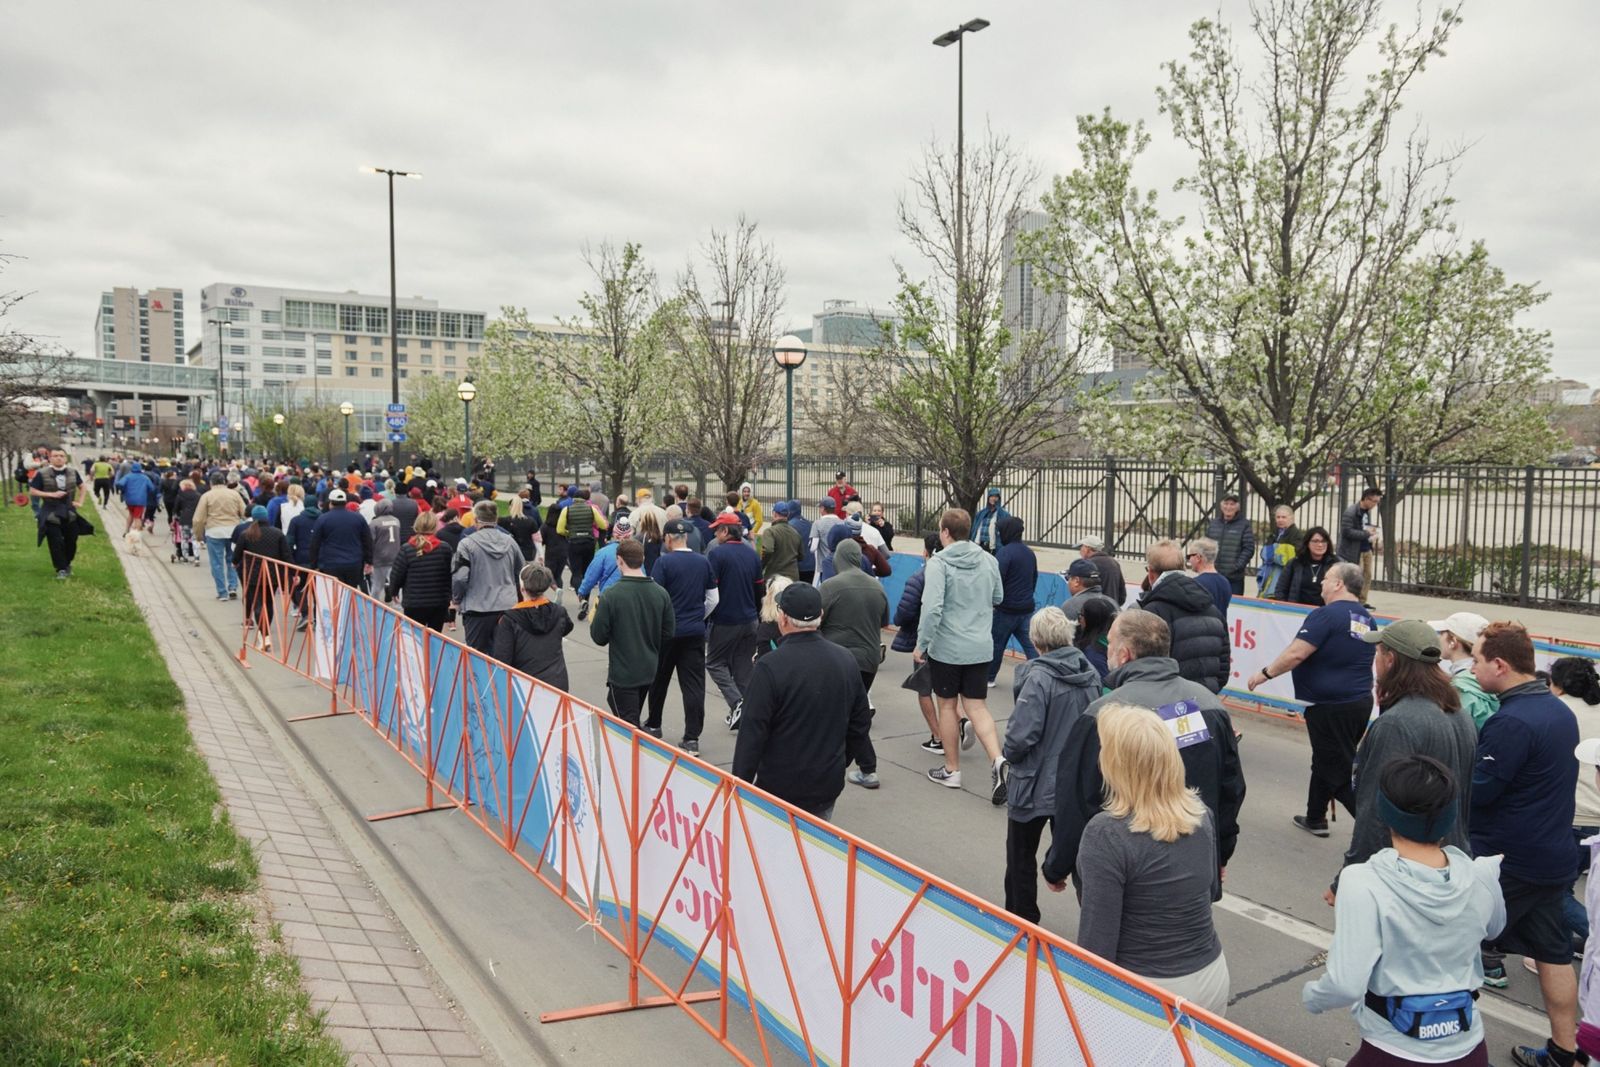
[0,502,346,1066]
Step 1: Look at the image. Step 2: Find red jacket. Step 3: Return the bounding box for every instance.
[827,484,856,511]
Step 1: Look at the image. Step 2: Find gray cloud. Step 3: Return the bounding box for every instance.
[3,0,1595,379]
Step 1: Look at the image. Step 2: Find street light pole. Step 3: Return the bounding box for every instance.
[273,412,286,461]
[457,377,477,484]
[339,401,354,460]
[774,336,807,501]
[933,17,989,304]
[362,165,422,476]
[208,316,230,436]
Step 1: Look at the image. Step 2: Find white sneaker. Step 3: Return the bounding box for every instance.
[927,766,961,789]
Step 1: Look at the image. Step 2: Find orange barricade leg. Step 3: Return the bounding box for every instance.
[288,569,351,722]
[368,616,455,822]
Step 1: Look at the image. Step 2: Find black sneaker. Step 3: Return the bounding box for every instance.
[681,738,699,756]
[228,589,238,600]
[577,600,589,621]
[919,736,944,754]
[1293,815,1331,838]
[959,718,974,751]
[990,761,1008,806]
[644,725,662,739]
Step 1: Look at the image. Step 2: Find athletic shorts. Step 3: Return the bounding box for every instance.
[929,657,988,700]
[901,660,933,698]
[127,504,146,521]
[1487,871,1572,965]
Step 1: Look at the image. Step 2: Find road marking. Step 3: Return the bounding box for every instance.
[1217,893,1553,1036]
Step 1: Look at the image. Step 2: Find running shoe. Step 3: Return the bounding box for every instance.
[1292,815,1330,838]
[927,767,961,789]
[919,736,944,754]
[1510,1041,1590,1066]
[959,719,974,751]
[1481,965,1508,989]
[724,700,743,731]
[681,738,699,756]
[990,761,1008,806]
[847,769,879,790]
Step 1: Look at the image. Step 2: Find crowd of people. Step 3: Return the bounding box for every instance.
[25,446,1600,1067]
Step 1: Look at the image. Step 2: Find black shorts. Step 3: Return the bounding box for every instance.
[929,657,988,700]
[1487,871,1572,965]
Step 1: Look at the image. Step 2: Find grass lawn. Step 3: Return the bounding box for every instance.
[0,502,345,1065]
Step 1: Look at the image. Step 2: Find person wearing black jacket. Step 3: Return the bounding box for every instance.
[1273,526,1336,607]
[493,562,573,691]
[308,488,373,588]
[389,491,420,539]
[174,478,202,564]
[732,583,873,822]
[1041,609,1245,890]
[233,507,292,649]
[499,495,541,562]
[1137,539,1231,693]
[386,511,455,631]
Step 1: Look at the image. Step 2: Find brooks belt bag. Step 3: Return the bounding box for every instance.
[1364,990,1476,1040]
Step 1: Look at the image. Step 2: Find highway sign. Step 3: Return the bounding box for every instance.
[384,415,408,429]
[387,431,407,443]
[386,403,406,414]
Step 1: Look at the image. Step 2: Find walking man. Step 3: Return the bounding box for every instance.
[917,508,1009,804]
[308,487,373,590]
[732,583,873,822]
[704,512,763,722]
[1247,561,1375,837]
[821,539,889,790]
[591,539,675,729]
[29,448,88,579]
[193,469,248,600]
[1071,536,1127,607]
[1139,539,1231,692]
[757,500,802,581]
[451,500,523,655]
[989,516,1039,685]
[648,519,715,751]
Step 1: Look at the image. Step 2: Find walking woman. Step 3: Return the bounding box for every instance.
[233,505,291,651]
[385,510,455,631]
[1065,702,1230,1014]
[1274,526,1337,607]
[1304,755,1503,1066]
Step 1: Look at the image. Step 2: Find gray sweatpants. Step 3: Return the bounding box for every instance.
[704,621,756,710]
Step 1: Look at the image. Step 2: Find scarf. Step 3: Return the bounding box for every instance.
[412,534,443,554]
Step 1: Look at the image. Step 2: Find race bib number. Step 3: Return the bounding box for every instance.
[1156,700,1210,750]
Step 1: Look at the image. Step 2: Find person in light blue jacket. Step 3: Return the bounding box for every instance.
[917,508,1007,803]
[576,516,633,621]
[1304,755,1504,1066]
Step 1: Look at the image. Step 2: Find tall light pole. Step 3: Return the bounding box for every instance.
[361,165,422,476]
[773,335,807,501]
[933,17,989,300]
[457,376,477,482]
[272,412,286,461]
[339,401,354,459]
[207,316,230,435]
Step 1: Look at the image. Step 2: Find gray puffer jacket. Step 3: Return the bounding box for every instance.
[1001,646,1102,820]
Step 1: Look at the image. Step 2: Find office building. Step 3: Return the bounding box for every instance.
[92,285,188,435]
[197,283,487,444]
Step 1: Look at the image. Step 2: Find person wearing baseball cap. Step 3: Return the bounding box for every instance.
[1071,534,1126,606]
[308,486,372,589]
[826,471,856,514]
[810,498,842,588]
[732,581,872,822]
[1431,611,1497,729]
[757,500,801,582]
[646,517,716,751]
[705,507,764,725]
[1326,621,1477,897]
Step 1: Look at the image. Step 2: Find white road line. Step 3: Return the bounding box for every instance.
[1217,893,1554,1036]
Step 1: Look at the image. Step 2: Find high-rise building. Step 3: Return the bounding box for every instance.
[197,283,487,444]
[808,299,898,348]
[999,210,1072,363]
[92,285,188,435]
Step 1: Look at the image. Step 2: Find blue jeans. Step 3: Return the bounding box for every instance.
[205,534,237,597]
[989,609,1038,682]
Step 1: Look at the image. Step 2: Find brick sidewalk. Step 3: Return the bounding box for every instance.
[112,530,490,1067]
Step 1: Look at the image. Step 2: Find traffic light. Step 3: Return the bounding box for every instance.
[95,417,104,427]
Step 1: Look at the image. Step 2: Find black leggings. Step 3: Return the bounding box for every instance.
[406,604,450,632]
[1304,698,1370,822]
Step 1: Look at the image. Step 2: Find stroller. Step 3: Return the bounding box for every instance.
[170,518,197,564]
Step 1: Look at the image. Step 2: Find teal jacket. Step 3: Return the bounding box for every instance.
[915,540,1003,666]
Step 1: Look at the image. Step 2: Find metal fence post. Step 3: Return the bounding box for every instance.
[1520,464,1536,606]
[914,462,925,536]
[1167,473,1179,539]
[1103,457,1117,549]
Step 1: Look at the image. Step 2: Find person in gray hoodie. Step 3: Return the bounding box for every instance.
[820,538,890,790]
[917,508,1008,804]
[369,498,403,600]
[452,500,524,655]
[1001,606,1101,923]
[1304,755,1505,1066]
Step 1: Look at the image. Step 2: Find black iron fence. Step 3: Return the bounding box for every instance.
[385,452,1600,614]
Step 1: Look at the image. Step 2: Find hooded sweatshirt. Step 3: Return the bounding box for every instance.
[916,539,1003,666]
[993,516,1037,614]
[819,540,889,675]
[970,489,1010,551]
[1304,849,1505,1063]
[1002,646,1101,819]
[451,522,522,614]
[493,600,574,691]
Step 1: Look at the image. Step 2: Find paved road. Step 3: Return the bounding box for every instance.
[157,546,1565,1066]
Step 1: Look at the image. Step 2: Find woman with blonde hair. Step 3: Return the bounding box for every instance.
[1070,702,1229,1013]
[279,481,305,532]
[752,575,793,663]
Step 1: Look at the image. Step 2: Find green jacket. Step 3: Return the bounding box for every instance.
[1448,663,1499,730]
[819,540,888,674]
[758,521,801,581]
[916,539,1003,666]
[591,575,675,686]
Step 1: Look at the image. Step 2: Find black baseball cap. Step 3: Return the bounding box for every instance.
[663,518,691,536]
[777,582,822,622]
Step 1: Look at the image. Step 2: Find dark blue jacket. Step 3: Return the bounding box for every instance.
[790,511,815,573]
[891,567,927,653]
[707,540,762,626]
[653,548,716,639]
[1470,680,1580,885]
[994,517,1037,614]
[286,507,320,567]
[308,508,373,571]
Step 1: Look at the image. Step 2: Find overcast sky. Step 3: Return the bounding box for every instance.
[3,1,1595,381]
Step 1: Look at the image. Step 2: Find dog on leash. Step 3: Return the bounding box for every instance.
[123,529,148,556]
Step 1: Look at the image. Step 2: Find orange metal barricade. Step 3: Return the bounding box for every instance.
[231,557,1313,1067]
